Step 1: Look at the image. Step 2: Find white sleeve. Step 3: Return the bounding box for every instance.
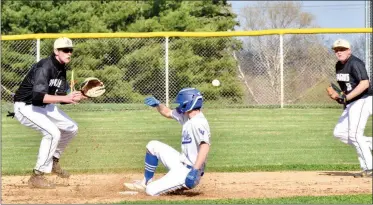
[191,122,211,145]
[171,109,187,125]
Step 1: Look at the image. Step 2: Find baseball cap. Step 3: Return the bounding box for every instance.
[54,37,73,49]
[332,39,350,49]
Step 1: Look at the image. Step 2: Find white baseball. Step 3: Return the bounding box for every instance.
[212,79,220,86]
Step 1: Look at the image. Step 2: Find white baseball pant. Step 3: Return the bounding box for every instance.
[145,140,193,196]
[14,102,78,173]
[333,95,372,170]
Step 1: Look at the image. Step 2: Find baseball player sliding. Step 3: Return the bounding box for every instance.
[12,37,86,188]
[123,88,211,196]
[328,39,372,178]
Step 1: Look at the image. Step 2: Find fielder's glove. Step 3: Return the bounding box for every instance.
[80,77,105,98]
[185,168,202,189]
[326,83,346,104]
[144,96,160,107]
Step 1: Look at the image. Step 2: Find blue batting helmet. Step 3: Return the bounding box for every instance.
[175,88,203,113]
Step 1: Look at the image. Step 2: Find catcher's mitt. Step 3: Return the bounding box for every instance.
[326,83,346,104]
[80,77,105,98]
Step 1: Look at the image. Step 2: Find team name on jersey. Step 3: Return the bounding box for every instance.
[49,79,62,87]
[336,74,350,82]
[182,130,192,144]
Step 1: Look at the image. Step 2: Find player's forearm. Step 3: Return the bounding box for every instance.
[346,80,370,101]
[156,104,172,118]
[193,143,210,170]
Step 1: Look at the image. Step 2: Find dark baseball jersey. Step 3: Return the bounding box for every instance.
[13,54,69,107]
[335,55,373,104]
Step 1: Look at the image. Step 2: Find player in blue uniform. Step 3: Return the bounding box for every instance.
[123,88,211,196]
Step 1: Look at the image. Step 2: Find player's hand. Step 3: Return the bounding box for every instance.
[185,168,201,189]
[62,93,78,104]
[63,91,85,104]
[326,86,340,100]
[144,96,160,107]
[336,94,347,104]
[72,91,88,102]
[329,94,339,100]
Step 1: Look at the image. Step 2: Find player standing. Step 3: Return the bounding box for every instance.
[329,39,372,177]
[123,88,211,196]
[13,37,86,188]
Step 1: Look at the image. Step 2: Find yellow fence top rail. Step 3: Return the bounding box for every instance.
[1,28,372,40]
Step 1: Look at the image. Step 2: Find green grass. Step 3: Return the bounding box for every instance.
[2,108,372,204]
[116,194,373,204]
[2,108,372,175]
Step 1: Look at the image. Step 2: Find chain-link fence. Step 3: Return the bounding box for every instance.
[1,31,371,112]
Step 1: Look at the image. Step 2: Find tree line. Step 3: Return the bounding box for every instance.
[1,0,243,104]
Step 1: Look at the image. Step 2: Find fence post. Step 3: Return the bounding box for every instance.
[365,0,371,79]
[279,34,284,108]
[36,39,41,62]
[165,36,170,107]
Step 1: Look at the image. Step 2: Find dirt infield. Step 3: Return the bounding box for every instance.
[1,171,372,204]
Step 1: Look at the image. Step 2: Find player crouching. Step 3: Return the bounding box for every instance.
[123,88,211,196]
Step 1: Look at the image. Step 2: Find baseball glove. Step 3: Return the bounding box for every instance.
[79,77,105,98]
[326,83,346,104]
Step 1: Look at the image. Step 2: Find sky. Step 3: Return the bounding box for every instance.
[228,0,371,61]
[229,1,369,29]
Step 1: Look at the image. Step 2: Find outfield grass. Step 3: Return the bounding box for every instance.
[2,108,372,175]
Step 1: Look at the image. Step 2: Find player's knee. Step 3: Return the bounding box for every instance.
[47,128,61,141]
[333,127,344,139]
[66,122,78,133]
[333,130,339,138]
[146,140,162,153]
[70,124,78,137]
[147,140,160,148]
[60,123,78,138]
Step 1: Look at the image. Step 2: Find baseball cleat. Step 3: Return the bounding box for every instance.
[123,180,147,192]
[28,173,55,189]
[353,170,372,178]
[52,161,71,178]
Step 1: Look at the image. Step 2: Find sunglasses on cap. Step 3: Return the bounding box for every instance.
[333,47,349,52]
[59,48,73,53]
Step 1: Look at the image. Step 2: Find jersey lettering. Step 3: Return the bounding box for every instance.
[49,79,62,88]
[336,73,350,82]
[182,131,192,144]
[346,83,352,91]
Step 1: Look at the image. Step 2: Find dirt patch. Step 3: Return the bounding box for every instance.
[1,171,372,204]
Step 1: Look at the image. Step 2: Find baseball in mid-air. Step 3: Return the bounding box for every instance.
[212,79,220,87]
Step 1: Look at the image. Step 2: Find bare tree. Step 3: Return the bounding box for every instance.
[241,1,315,30]
[238,1,334,104]
[350,35,367,61]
